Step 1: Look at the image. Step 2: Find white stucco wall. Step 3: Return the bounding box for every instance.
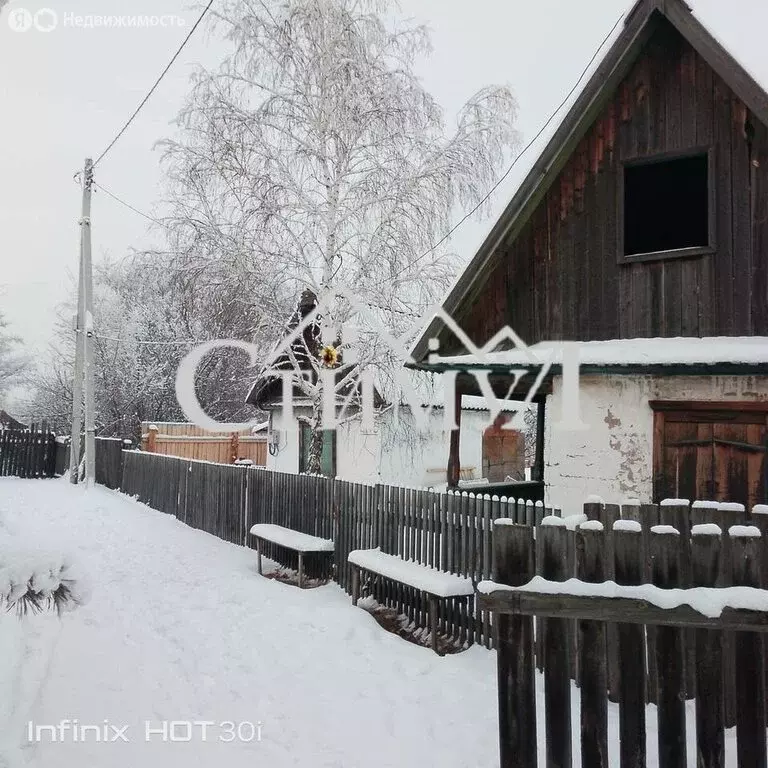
[376,408,487,488]
[265,408,301,473]
[335,420,380,483]
[544,374,768,516]
[265,405,488,486]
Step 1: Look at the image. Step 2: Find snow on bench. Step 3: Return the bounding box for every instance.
[348,549,474,654]
[249,524,334,553]
[249,524,334,588]
[348,548,474,598]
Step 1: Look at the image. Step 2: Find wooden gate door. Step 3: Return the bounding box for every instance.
[651,401,768,508]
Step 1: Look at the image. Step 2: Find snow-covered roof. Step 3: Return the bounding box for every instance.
[437,337,768,369]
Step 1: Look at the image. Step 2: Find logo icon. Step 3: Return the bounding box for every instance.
[34,8,57,31]
[7,7,33,31]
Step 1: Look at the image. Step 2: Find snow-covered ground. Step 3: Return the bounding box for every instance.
[0,478,500,768]
[0,478,739,767]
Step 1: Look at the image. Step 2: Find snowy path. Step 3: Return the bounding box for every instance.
[0,479,499,768]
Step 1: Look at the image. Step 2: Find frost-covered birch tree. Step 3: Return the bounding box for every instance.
[0,311,28,406]
[24,253,266,439]
[161,0,520,472]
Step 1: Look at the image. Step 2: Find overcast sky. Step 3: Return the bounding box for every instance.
[0,0,631,356]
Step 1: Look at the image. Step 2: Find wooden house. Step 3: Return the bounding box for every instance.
[0,410,26,431]
[410,0,768,512]
[246,290,500,486]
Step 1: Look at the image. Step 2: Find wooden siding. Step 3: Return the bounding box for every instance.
[457,20,768,350]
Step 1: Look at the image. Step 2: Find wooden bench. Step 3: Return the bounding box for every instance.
[249,524,334,588]
[348,548,475,655]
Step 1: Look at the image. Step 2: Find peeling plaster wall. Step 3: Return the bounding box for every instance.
[544,374,768,515]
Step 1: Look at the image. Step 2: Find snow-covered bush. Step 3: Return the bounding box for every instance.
[0,551,91,616]
[0,548,90,766]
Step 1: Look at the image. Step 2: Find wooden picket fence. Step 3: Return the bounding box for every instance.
[53,436,133,489]
[0,426,57,478]
[120,451,768,677]
[120,450,548,647]
[481,500,768,768]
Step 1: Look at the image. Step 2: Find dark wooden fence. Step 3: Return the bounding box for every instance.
[482,501,768,768]
[121,451,550,647]
[54,437,132,489]
[120,451,768,670]
[0,426,56,478]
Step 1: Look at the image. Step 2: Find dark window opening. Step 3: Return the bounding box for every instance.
[623,153,709,257]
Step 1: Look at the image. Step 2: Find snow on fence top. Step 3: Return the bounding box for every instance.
[0,551,90,615]
[348,548,474,598]
[541,515,566,528]
[249,524,335,552]
[692,524,722,536]
[651,525,680,535]
[477,576,768,619]
[728,525,762,538]
[613,520,642,533]
[438,336,768,368]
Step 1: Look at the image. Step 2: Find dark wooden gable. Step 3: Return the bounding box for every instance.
[424,9,768,358]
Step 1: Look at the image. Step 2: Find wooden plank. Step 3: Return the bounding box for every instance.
[731,532,767,768]
[540,523,572,768]
[478,590,768,634]
[713,74,734,334]
[691,528,725,768]
[651,528,686,768]
[576,525,608,768]
[614,525,646,768]
[494,523,537,768]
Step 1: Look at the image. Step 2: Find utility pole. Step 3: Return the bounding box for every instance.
[69,170,87,482]
[82,158,96,486]
[69,158,95,486]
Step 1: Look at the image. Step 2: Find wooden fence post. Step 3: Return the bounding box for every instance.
[721,504,746,728]
[540,518,572,768]
[613,520,646,768]
[576,522,608,768]
[493,521,536,768]
[691,524,724,768]
[651,526,686,768]
[660,499,695,699]
[730,526,767,768]
[146,424,158,453]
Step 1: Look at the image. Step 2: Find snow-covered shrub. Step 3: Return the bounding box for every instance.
[0,552,91,617]
[0,548,90,766]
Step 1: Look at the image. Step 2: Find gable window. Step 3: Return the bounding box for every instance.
[620,149,714,262]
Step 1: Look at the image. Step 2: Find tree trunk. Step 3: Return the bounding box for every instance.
[307,428,324,475]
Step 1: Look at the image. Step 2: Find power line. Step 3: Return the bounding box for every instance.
[92,0,215,170]
[94,182,168,228]
[91,9,623,314]
[389,10,625,281]
[88,332,212,346]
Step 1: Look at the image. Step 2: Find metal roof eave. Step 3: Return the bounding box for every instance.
[408,361,768,377]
